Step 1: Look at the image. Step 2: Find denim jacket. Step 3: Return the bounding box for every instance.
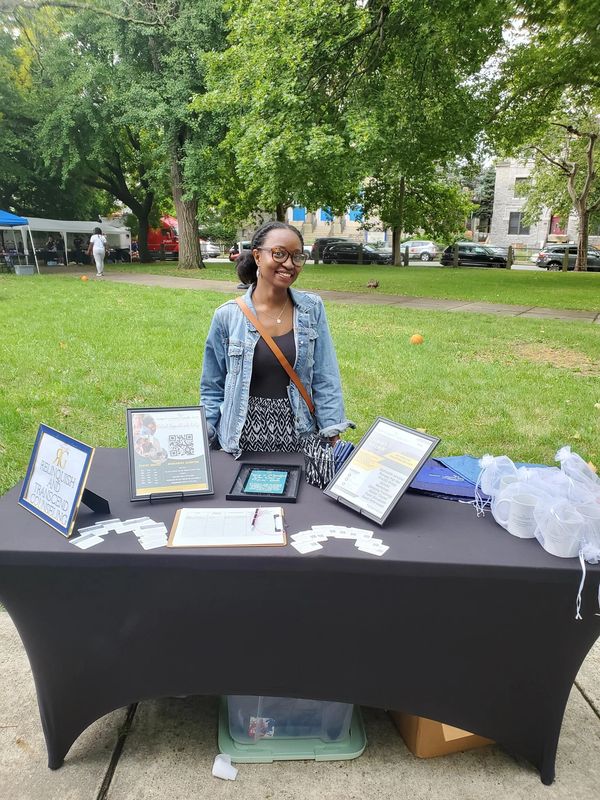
[200,286,354,456]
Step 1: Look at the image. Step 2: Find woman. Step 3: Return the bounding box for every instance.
[201,221,353,462]
[87,227,107,278]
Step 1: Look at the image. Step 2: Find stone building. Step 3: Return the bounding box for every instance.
[489,159,600,249]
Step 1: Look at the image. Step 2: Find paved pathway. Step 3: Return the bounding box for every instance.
[91,271,600,323]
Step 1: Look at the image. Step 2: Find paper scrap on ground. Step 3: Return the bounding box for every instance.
[212,753,238,781]
[290,524,389,556]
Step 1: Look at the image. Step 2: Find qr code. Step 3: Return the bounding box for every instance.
[168,434,194,457]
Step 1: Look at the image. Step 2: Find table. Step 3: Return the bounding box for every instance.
[0,448,599,783]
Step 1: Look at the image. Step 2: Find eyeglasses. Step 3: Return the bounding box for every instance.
[256,246,307,267]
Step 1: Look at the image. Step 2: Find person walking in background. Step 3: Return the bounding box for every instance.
[87,227,107,278]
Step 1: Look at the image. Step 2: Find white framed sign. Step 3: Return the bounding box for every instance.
[18,424,95,537]
[324,417,440,525]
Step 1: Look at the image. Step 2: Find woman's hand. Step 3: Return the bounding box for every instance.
[329,435,340,445]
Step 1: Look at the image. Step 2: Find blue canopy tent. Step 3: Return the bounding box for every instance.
[0,210,40,272]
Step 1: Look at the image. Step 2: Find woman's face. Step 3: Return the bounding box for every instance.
[254,228,303,290]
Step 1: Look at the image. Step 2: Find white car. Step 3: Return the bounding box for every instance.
[399,240,440,261]
[200,240,221,258]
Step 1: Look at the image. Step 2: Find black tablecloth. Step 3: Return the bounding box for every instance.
[0,448,599,782]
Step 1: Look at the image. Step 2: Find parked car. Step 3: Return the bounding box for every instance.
[399,240,440,261]
[200,239,220,258]
[228,240,251,262]
[310,237,354,261]
[440,243,508,268]
[535,244,600,271]
[322,241,393,264]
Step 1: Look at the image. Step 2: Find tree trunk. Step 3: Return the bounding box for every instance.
[137,212,151,263]
[392,176,405,266]
[392,226,401,265]
[276,202,287,222]
[576,203,588,271]
[170,155,204,270]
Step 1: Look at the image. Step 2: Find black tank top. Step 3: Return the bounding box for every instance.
[249,329,296,399]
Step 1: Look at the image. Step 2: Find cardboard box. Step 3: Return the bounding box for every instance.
[389,711,494,758]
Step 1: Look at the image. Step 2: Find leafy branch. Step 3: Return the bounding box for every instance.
[0,0,163,26]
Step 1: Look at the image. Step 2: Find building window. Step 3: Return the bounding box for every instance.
[348,205,363,222]
[514,177,530,196]
[508,212,530,235]
[292,206,306,222]
[550,215,565,235]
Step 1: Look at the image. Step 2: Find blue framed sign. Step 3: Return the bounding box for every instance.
[18,424,95,538]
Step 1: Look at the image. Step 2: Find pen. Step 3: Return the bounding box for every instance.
[251,508,259,529]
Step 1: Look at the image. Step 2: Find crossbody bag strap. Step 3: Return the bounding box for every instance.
[235,296,315,414]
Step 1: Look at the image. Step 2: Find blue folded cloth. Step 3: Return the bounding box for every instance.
[409,458,481,501]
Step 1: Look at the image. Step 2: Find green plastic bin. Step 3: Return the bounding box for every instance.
[218,697,367,763]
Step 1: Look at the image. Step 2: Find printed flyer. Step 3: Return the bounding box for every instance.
[128,406,213,499]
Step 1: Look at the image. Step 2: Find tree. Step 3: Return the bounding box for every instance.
[472,167,496,234]
[517,102,600,270]
[206,0,512,262]
[200,1,363,226]
[362,173,475,250]
[114,0,227,269]
[4,1,228,269]
[490,3,600,270]
[0,21,109,218]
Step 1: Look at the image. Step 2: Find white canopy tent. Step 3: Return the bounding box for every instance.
[25,217,131,265]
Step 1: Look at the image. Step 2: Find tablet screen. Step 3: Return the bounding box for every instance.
[242,468,289,495]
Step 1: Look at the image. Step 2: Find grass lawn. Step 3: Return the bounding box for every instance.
[101,260,600,312]
[1,274,599,496]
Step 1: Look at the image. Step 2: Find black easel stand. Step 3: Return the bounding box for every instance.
[81,488,111,515]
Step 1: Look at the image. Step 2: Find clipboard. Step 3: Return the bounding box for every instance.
[168,506,287,548]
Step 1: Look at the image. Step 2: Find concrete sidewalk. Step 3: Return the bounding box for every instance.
[1,612,599,800]
[50,268,600,323]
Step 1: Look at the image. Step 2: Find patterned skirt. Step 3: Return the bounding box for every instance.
[238,396,301,453]
[238,396,335,488]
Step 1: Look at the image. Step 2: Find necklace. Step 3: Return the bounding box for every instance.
[260,296,288,324]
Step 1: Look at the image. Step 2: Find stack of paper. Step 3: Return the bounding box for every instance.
[290,525,389,557]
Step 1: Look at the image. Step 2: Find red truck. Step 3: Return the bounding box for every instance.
[146,216,179,259]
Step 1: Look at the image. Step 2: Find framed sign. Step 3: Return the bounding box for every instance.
[18,424,95,537]
[126,406,214,501]
[324,417,440,525]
